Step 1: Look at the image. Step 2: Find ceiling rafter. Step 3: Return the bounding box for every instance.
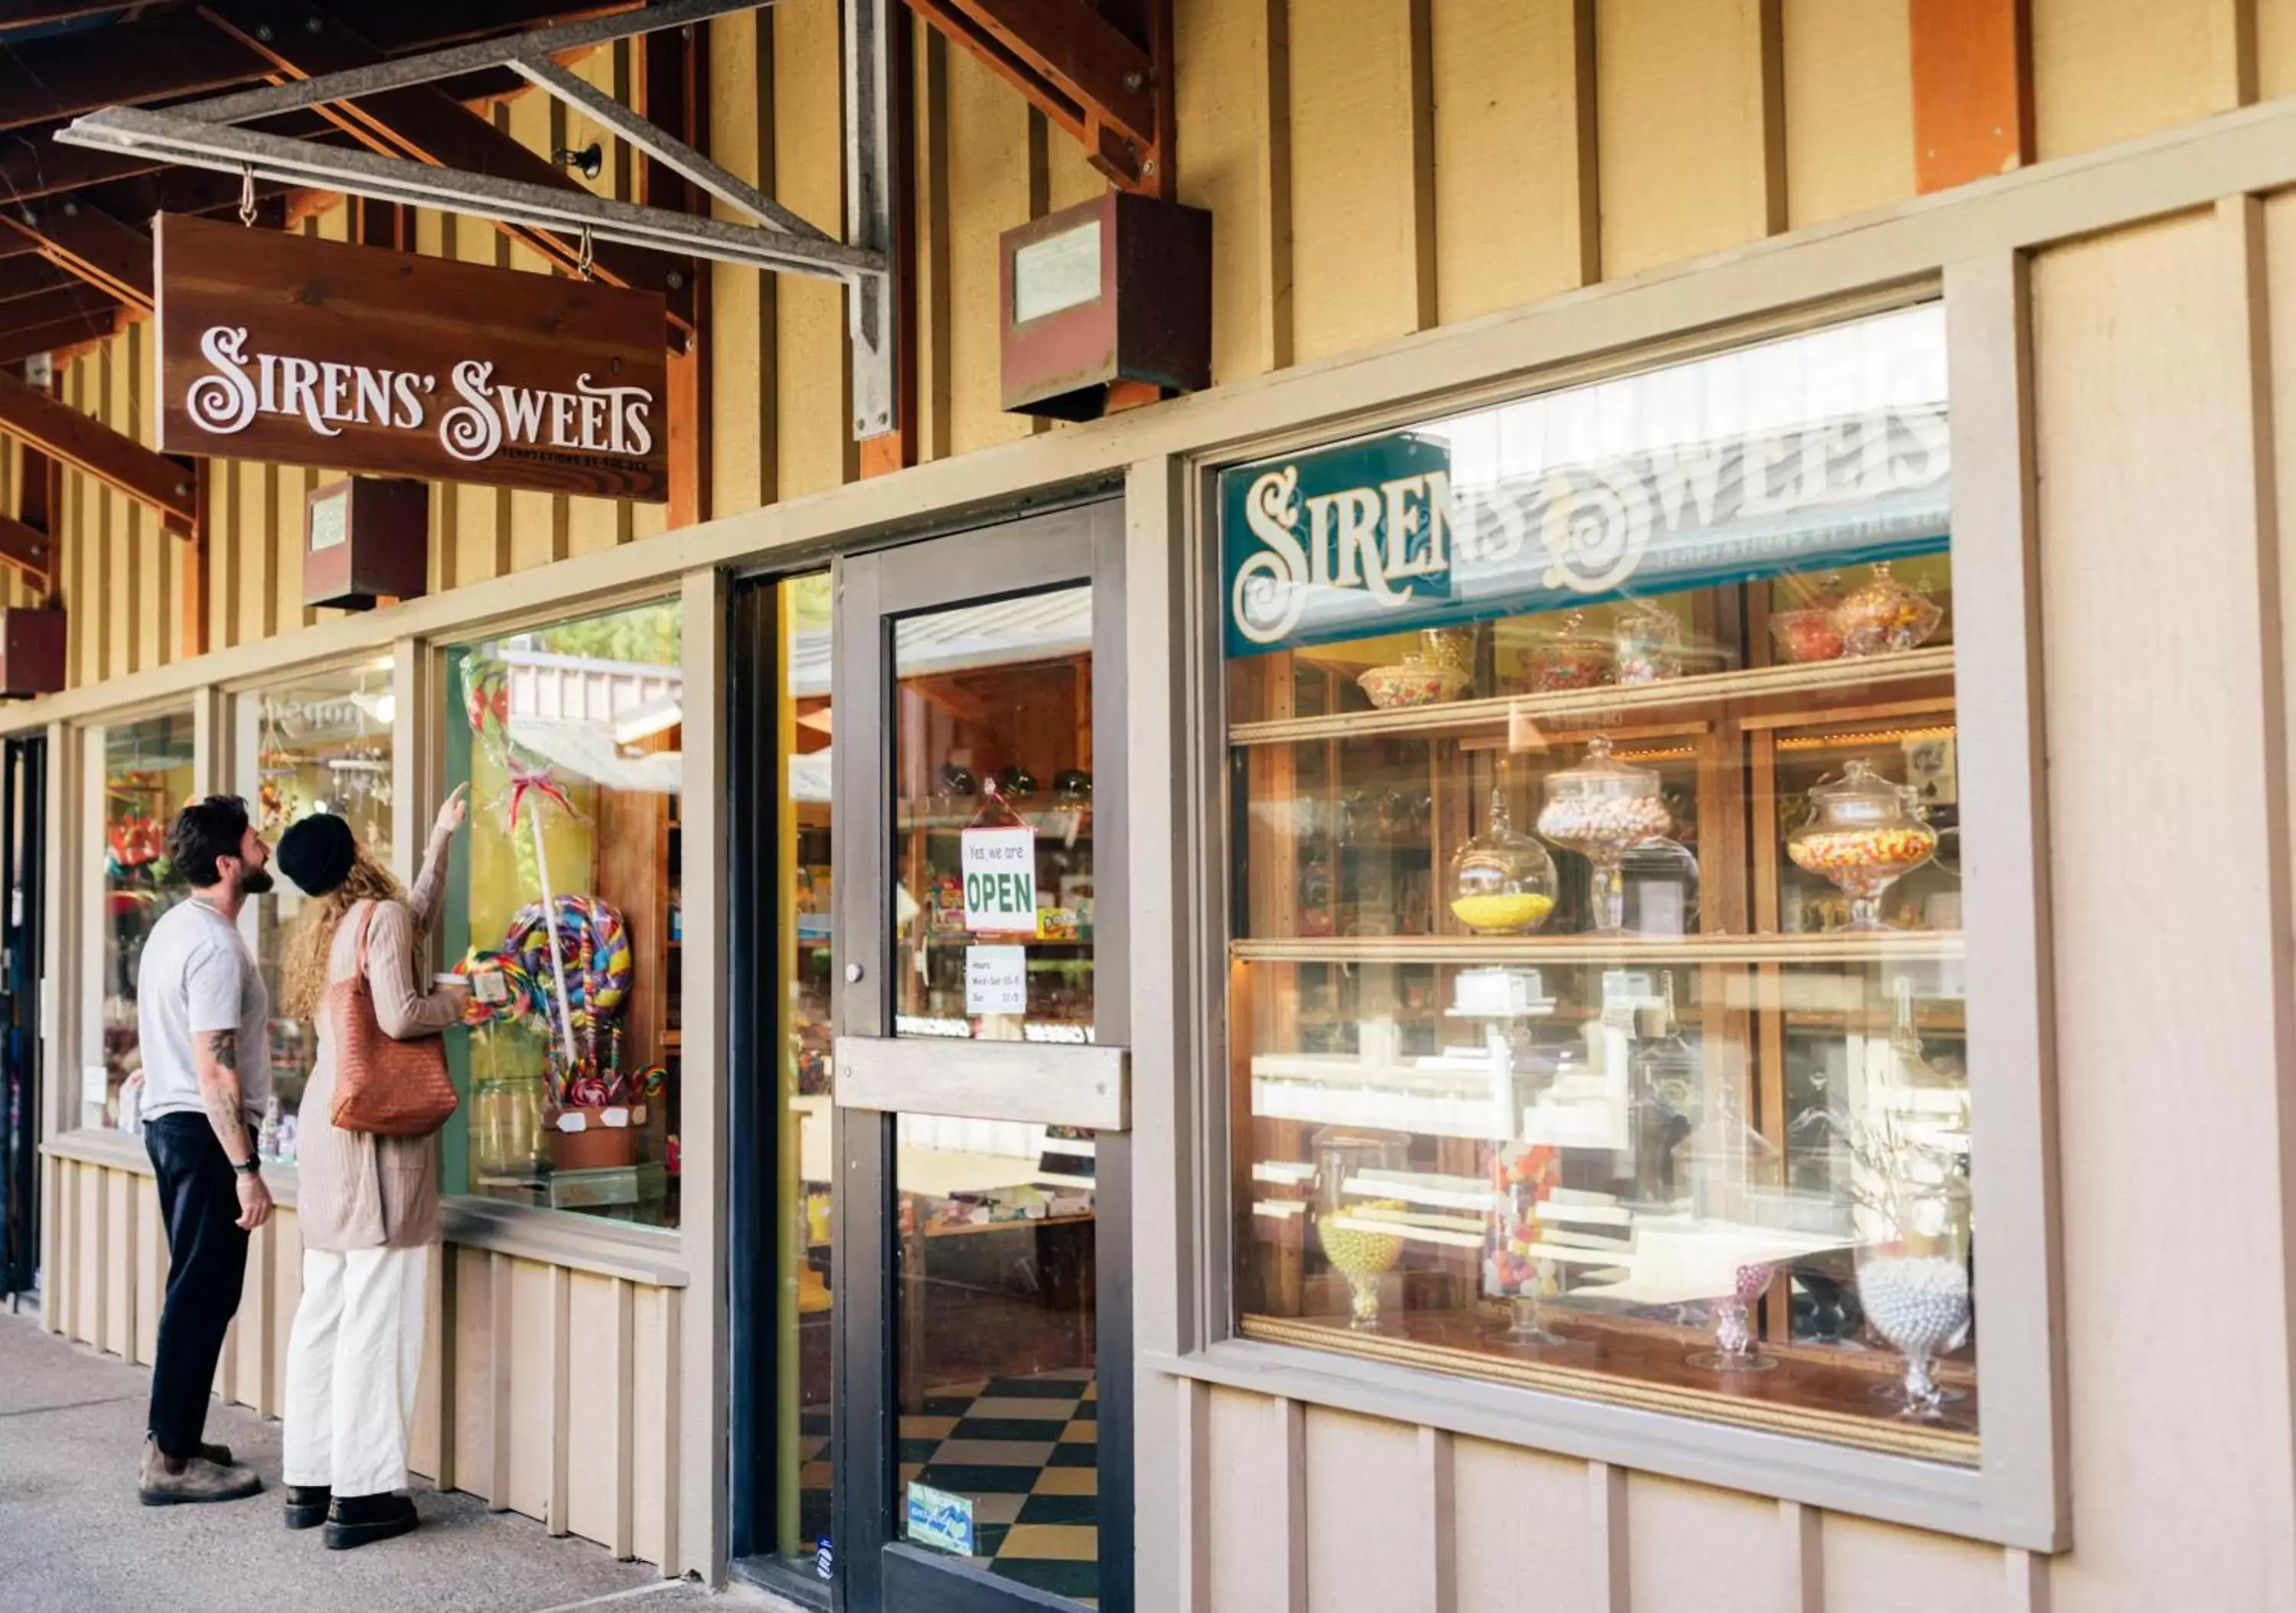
[0,368,198,533]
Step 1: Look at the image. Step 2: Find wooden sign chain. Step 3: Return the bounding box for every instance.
[576,224,595,281]
[238,165,257,228]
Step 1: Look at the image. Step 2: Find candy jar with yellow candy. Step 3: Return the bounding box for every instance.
[1786,760,1938,931]
[1834,562,1943,657]
[1450,759,1558,935]
[1314,1126,1410,1330]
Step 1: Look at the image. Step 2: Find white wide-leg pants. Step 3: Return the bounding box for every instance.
[282,1245,427,1497]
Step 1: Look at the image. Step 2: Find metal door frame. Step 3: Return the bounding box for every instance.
[831,500,1131,1613]
[1,735,46,1308]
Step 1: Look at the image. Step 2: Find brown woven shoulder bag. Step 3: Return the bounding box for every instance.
[329,901,459,1136]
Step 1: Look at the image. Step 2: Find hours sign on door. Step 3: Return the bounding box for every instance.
[960,826,1037,932]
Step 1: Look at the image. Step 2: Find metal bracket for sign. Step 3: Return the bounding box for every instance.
[51,0,899,444]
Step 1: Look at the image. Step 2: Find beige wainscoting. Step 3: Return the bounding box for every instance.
[39,1140,688,1575]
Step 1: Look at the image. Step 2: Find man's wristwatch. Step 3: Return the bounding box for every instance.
[233,1156,262,1177]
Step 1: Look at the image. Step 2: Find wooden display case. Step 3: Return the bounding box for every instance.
[1228,585,1976,1463]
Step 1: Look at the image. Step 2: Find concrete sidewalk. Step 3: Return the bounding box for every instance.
[0,1303,733,1613]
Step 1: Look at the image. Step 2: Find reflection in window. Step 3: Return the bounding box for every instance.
[1225,304,1978,1460]
[444,601,683,1227]
[95,712,196,1129]
[238,662,396,1162]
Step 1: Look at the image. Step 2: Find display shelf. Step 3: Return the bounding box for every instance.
[1231,930,1964,967]
[1228,645,1955,748]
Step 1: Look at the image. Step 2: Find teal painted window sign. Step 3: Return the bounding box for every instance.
[1219,302,1951,659]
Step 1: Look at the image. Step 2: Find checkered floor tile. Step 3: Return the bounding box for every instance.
[799,1370,1101,1605]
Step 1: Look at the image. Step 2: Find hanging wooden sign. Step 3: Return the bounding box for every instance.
[155,213,670,502]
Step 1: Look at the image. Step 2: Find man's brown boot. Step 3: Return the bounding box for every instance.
[138,1435,263,1506]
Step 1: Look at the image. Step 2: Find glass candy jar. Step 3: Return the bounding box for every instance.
[1484,1140,1564,1344]
[1449,761,1558,935]
[1537,736,1671,934]
[1785,760,1937,931]
[1855,1190,1972,1419]
[1313,1126,1409,1330]
[1525,611,1614,692]
[1613,601,1684,685]
[1834,562,1943,657]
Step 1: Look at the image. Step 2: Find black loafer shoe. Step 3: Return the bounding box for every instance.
[324,1492,418,1551]
[285,1485,331,1530]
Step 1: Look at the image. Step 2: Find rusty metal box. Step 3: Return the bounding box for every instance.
[305,477,429,611]
[1000,190,1212,421]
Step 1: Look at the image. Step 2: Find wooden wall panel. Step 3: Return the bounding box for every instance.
[710,8,773,519]
[133,1175,162,1364]
[2032,0,2250,159]
[564,1272,625,1546]
[98,348,126,683]
[507,1256,555,1520]
[775,0,854,500]
[1625,1475,1784,1612]
[1450,1436,1601,1613]
[1206,1389,1292,1613]
[1301,1408,1424,1613]
[631,1282,673,1565]
[100,1167,132,1357]
[1782,0,1914,226]
[1819,1514,2007,1613]
[1595,0,1782,279]
[1174,0,1291,383]
[268,1208,302,1414]
[2264,0,2296,98]
[72,1158,98,1343]
[1287,0,1433,361]
[452,1243,496,1502]
[942,43,1038,456]
[2032,210,2296,1612]
[410,1242,447,1481]
[1430,0,1596,324]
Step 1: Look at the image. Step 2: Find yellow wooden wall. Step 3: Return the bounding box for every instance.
[0,0,2289,683]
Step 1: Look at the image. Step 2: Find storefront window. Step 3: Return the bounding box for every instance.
[443,601,683,1227]
[237,662,396,1163]
[93,711,196,1129]
[1225,305,1977,1460]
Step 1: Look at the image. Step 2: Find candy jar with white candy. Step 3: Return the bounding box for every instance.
[1786,761,1938,932]
[1537,735,1671,935]
[1825,1106,1974,1418]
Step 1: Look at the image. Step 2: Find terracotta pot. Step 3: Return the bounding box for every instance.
[548,1106,641,1171]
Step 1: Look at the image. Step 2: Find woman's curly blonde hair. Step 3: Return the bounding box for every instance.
[278,847,409,1019]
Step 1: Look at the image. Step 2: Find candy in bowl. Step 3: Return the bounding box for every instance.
[1450,761,1559,934]
[1834,562,1943,657]
[1358,653,1469,710]
[1536,735,1671,934]
[1785,760,1937,931]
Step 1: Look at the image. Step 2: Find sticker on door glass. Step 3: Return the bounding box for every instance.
[964,944,1028,1015]
[960,825,1037,933]
[905,1481,976,1555]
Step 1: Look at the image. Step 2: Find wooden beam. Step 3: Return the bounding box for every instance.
[0,256,73,305]
[907,0,1169,190]
[1909,0,2033,193]
[0,1,138,25]
[2,202,154,308]
[0,511,55,589]
[0,369,197,533]
[859,7,918,477]
[0,12,267,132]
[0,284,116,334]
[0,313,117,367]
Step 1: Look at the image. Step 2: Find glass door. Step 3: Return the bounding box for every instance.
[833,502,1130,1613]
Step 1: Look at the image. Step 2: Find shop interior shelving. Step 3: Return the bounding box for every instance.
[1228,584,1974,1461]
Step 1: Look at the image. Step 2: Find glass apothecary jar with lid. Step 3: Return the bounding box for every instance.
[1613,601,1684,685]
[1523,611,1614,692]
[1536,736,1671,934]
[1835,562,1943,657]
[1450,760,1558,934]
[1785,760,1938,931]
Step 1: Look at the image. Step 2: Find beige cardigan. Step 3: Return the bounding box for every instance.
[293,843,463,1251]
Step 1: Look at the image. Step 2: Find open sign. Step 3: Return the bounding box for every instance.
[960,826,1037,931]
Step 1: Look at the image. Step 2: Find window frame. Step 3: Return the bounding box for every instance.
[1163,267,2068,1552]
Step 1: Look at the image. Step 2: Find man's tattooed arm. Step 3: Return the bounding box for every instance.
[194,1028,253,1164]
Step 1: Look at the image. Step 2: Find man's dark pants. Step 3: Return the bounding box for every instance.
[144,1113,248,1460]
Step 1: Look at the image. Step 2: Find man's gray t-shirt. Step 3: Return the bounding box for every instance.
[135,898,270,1123]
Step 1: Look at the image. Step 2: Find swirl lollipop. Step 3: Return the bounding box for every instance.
[453,948,536,1028]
